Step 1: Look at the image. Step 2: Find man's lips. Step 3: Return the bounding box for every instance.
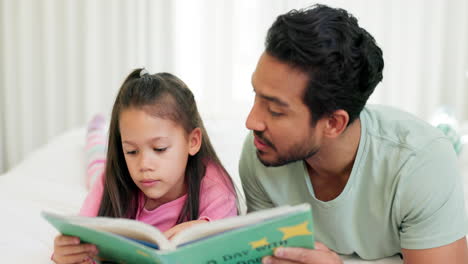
[254,136,270,151]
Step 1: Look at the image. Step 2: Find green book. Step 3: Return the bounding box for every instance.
[42,203,314,264]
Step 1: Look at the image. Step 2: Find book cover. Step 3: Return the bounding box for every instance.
[42,203,314,264]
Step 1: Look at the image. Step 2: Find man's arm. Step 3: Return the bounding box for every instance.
[260,238,468,264]
[396,138,467,259]
[401,237,468,264]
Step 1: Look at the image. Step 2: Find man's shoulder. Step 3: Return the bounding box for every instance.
[357,105,457,189]
[362,105,448,152]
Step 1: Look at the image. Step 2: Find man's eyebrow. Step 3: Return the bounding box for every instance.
[259,93,289,107]
[252,80,289,107]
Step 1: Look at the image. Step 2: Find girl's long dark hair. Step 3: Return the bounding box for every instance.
[98,69,236,223]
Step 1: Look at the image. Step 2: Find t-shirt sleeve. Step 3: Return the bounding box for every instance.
[397,138,467,249]
[79,172,104,217]
[198,163,238,221]
[239,132,275,212]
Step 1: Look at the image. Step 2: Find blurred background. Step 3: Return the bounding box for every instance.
[1,0,467,174]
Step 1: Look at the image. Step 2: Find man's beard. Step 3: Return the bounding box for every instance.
[254,131,318,167]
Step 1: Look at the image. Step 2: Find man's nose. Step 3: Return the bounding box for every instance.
[246,103,266,132]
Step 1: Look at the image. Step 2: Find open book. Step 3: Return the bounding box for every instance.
[42,203,314,264]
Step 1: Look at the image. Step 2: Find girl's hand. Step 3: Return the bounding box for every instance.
[261,242,343,264]
[163,220,208,240]
[52,235,98,264]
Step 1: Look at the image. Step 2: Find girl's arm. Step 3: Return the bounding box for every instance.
[163,220,208,240]
[164,163,237,239]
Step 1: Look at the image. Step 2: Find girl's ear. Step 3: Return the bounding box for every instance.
[188,127,202,156]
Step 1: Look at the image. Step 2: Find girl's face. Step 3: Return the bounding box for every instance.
[119,108,201,210]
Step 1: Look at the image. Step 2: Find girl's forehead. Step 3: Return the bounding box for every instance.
[119,108,185,135]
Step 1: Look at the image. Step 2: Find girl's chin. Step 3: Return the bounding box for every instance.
[143,195,166,210]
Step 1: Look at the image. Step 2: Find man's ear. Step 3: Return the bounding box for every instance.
[188,127,202,156]
[323,110,349,138]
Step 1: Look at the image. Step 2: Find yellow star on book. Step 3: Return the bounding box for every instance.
[249,237,270,249]
[278,221,312,240]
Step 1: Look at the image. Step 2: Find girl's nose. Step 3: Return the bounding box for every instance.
[139,152,155,172]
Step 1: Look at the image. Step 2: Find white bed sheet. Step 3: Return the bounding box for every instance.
[1,120,466,264]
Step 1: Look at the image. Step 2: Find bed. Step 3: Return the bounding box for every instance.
[0,118,466,264]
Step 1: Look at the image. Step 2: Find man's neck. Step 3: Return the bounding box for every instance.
[305,118,361,201]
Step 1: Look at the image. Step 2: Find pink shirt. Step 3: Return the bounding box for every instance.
[79,162,237,232]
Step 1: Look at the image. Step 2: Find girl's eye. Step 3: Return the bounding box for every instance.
[154,147,167,152]
[125,150,137,155]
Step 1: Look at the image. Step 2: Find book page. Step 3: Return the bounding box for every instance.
[171,204,310,247]
[49,213,176,250]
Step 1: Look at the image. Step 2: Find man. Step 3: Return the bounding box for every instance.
[239,4,467,264]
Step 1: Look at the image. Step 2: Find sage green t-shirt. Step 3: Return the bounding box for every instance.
[239,105,467,260]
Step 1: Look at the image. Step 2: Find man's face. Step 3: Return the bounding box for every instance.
[246,52,322,167]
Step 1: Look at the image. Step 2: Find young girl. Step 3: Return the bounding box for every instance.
[52,69,238,264]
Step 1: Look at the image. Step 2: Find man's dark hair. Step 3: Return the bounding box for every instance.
[265,4,384,125]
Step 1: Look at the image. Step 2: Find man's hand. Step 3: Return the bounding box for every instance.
[163,220,208,240]
[262,242,342,264]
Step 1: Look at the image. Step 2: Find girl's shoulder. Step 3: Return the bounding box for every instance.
[198,161,237,218]
[201,161,233,192]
